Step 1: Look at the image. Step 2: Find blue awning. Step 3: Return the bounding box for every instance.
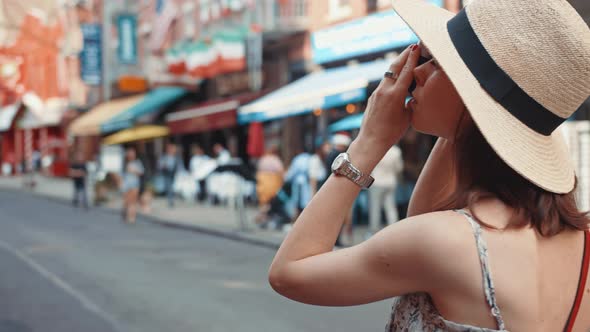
[101,87,187,133]
[329,113,364,132]
[237,59,391,124]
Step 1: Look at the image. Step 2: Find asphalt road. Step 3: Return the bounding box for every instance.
[0,190,391,332]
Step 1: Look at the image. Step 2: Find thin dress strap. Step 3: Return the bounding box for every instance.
[564,230,590,332]
[456,209,506,330]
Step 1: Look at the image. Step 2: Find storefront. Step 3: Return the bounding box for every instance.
[15,106,70,177]
[166,90,264,163]
[0,103,22,175]
[69,87,188,163]
[67,94,145,162]
[0,11,84,176]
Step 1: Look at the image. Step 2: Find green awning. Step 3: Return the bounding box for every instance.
[101,87,187,134]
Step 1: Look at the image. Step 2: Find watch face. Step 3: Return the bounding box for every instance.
[332,154,345,171]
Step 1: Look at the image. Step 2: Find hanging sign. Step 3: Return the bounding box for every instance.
[117,14,138,64]
[80,24,102,85]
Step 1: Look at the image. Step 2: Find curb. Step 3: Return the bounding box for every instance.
[0,186,281,250]
[147,217,281,249]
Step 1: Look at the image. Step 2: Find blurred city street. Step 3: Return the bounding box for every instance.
[0,189,389,332]
[0,175,373,248]
[1,1,589,331]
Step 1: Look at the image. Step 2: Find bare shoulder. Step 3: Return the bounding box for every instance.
[383,209,475,252]
[368,210,478,291]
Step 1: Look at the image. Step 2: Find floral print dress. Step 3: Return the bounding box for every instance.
[386,210,508,332]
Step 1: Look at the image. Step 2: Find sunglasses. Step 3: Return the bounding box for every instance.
[408,41,433,94]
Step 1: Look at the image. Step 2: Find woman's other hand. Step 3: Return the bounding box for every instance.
[355,44,421,160]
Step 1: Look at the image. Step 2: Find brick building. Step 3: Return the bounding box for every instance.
[0,0,97,176]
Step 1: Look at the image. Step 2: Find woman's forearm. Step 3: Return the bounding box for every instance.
[407,138,456,217]
[270,139,383,268]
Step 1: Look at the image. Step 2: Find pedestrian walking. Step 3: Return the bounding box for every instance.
[69,152,88,210]
[284,149,312,228]
[137,150,154,214]
[255,145,285,225]
[309,140,331,196]
[121,147,144,224]
[269,0,590,330]
[31,150,41,172]
[367,145,403,238]
[189,144,211,203]
[158,143,181,208]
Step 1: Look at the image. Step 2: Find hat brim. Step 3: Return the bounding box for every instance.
[392,0,575,193]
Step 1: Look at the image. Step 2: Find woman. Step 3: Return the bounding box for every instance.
[255,145,285,226]
[256,145,285,206]
[269,0,590,331]
[121,147,144,224]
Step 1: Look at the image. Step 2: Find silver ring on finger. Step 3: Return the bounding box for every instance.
[384,70,398,81]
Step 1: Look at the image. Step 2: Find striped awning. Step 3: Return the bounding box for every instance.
[68,95,145,136]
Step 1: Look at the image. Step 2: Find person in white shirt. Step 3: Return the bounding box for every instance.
[368,145,403,237]
[189,145,211,202]
[213,143,231,165]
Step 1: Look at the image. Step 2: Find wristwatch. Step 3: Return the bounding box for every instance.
[331,152,374,189]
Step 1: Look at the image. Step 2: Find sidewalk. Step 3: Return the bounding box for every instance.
[0,175,371,249]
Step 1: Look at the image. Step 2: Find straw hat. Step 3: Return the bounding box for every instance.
[392,0,590,193]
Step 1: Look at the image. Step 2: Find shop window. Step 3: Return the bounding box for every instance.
[328,0,352,21]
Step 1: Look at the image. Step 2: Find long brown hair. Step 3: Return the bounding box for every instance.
[434,114,589,236]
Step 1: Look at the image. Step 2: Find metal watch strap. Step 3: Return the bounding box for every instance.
[357,173,374,188]
[341,159,374,189]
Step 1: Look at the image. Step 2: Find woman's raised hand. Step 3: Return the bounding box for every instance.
[356,44,421,160]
